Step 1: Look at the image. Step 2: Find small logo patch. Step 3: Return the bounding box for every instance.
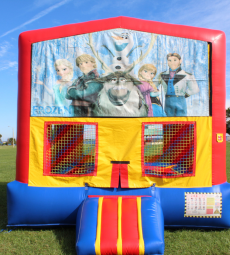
[217,133,223,143]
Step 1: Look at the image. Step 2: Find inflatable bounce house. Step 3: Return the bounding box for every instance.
[7,17,229,254]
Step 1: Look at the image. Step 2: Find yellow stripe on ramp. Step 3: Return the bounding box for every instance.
[95,197,103,255]
[137,197,145,255]
[117,197,122,255]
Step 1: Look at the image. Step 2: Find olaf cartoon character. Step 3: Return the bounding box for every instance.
[103,31,138,74]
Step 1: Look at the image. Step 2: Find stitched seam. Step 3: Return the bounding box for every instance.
[76,199,86,244]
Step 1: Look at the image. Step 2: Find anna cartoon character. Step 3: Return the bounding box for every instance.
[138,64,166,117]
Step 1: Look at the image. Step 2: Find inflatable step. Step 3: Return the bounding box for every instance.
[76,196,164,255]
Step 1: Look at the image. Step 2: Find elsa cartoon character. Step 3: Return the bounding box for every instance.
[36,59,73,107]
[53,59,74,106]
[138,64,166,117]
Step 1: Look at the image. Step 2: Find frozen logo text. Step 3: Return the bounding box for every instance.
[32,106,72,116]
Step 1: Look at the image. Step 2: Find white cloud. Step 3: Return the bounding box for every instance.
[150,0,230,33]
[0,61,18,71]
[0,0,71,38]
[0,42,11,57]
[78,0,143,17]
[83,1,109,15]
[33,0,61,8]
[113,0,143,9]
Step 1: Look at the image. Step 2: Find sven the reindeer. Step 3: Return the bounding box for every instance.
[92,71,148,117]
[87,33,158,117]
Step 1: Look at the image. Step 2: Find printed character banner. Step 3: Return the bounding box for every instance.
[31,29,209,117]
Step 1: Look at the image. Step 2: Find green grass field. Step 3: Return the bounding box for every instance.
[1,145,230,254]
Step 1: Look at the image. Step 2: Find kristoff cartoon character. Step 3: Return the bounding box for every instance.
[158,53,199,116]
[66,54,103,116]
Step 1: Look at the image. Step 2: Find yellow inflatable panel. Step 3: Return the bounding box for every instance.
[29,117,212,188]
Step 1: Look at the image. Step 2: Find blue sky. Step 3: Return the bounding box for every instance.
[0,0,229,141]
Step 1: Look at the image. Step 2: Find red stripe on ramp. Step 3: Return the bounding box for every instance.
[111,164,119,188]
[122,198,139,255]
[100,198,118,255]
[120,164,129,188]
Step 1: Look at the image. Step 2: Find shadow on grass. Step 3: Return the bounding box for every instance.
[53,226,76,255]
[0,182,8,229]
[165,226,228,233]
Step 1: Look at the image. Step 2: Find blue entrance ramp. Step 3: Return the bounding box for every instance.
[76,196,164,255]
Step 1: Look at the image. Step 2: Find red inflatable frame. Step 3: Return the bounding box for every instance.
[16,16,226,185]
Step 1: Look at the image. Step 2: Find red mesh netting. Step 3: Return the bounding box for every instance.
[44,123,97,176]
[143,123,196,178]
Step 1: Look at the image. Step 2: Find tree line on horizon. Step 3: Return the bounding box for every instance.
[0,134,16,145]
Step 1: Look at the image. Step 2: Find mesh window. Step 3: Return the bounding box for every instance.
[44,123,97,176]
[143,122,196,178]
